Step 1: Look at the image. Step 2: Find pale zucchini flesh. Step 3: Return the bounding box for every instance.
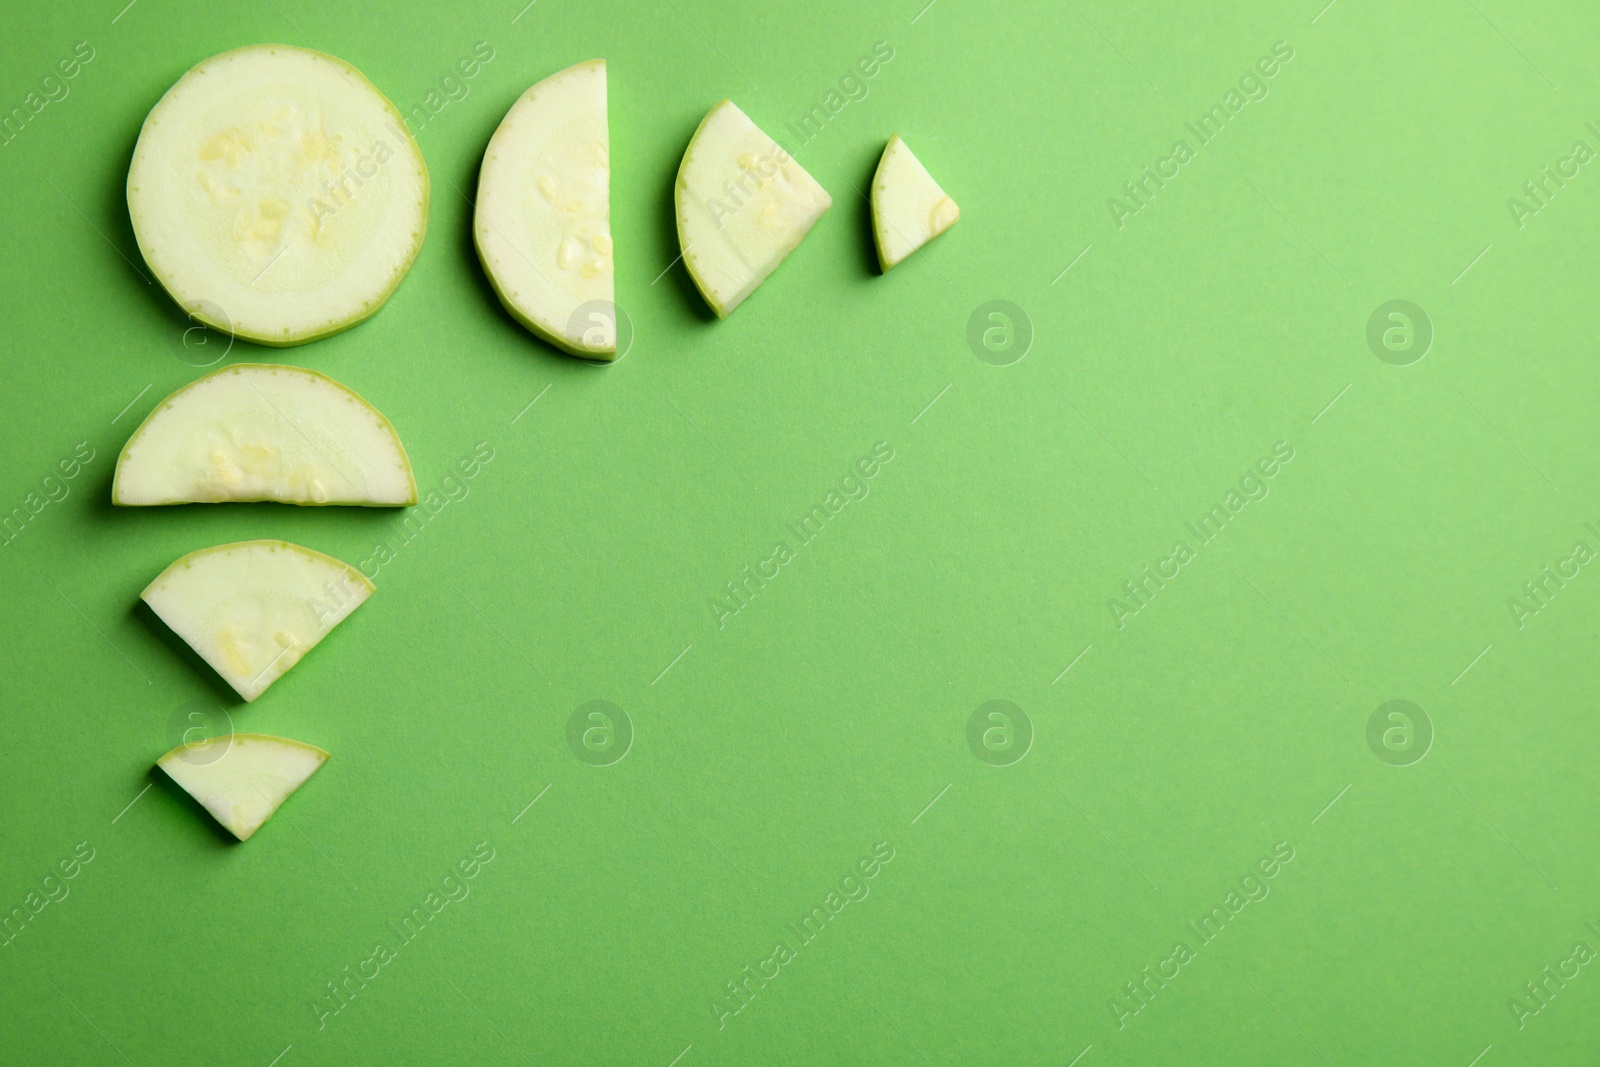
[142,540,373,702]
[675,100,831,317]
[871,134,959,271]
[128,45,429,346]
[475,59,615,357]
[158,733,328,840]
[113,363,416,506]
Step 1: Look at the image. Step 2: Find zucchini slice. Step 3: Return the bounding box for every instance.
[675,100,831,317]
[142,540,373,702]
[475,59,616,357]
[128,45,429,346]
[158,733,328,840]
[113,363,415,506]
[871,135,959,271]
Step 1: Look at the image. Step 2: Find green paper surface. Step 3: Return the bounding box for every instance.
[3,0,1599,1063]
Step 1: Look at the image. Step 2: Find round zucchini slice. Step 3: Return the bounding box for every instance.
[127,45,429,346]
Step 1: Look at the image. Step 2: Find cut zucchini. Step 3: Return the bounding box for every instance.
[113,364,415,506]
[871,135,959,271]
[143,540,373,702]
[475,59,615,357]
[158,733,328,840]
[128,45,429,346]
[675,100,831,317]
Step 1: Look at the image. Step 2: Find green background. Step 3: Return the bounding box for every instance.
[2,0,1598,1063]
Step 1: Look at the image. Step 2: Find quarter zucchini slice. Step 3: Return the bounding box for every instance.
[675,100,831,317]
[142,540,373,702]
